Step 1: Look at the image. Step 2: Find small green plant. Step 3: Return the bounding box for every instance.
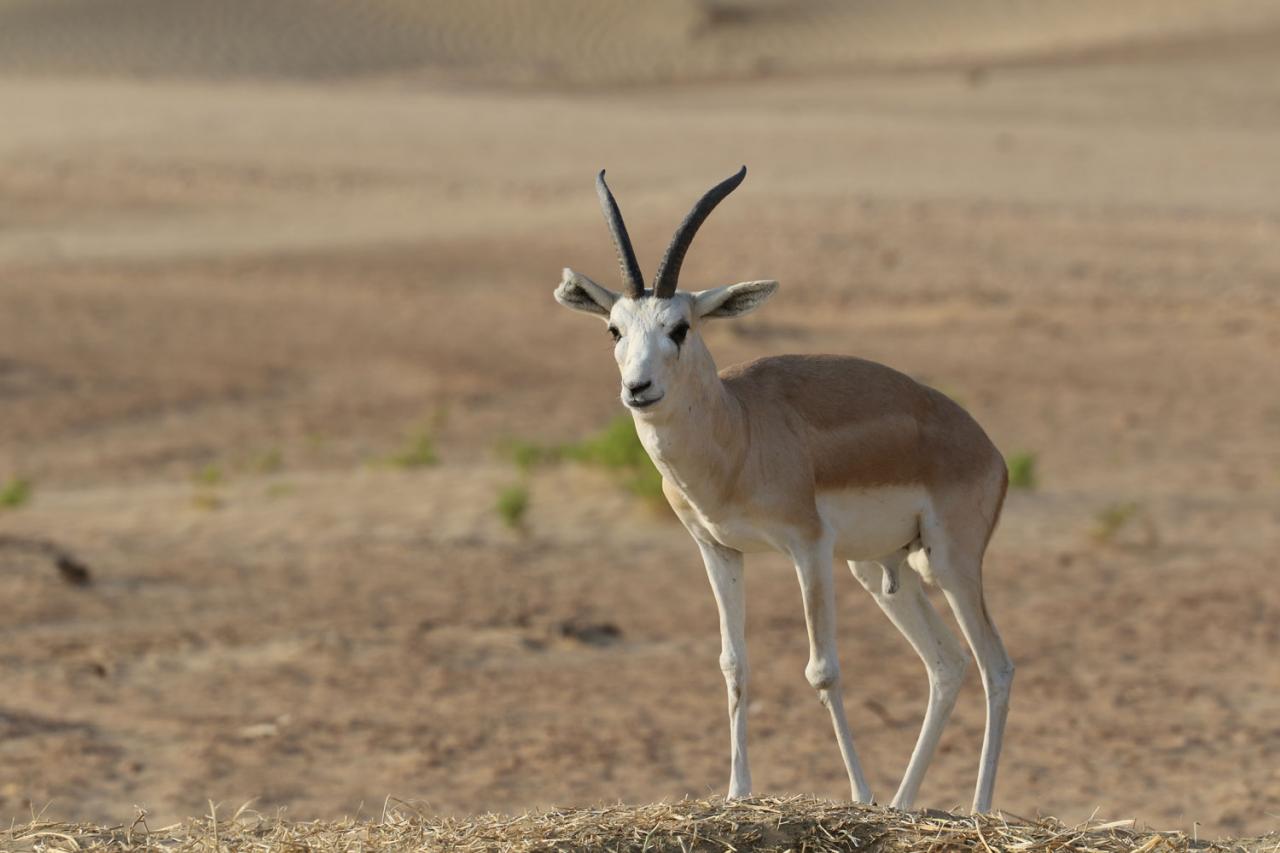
[1093,501,1140,544]
[0,477,32,509]
[194,463,224,487]
[500,418,667,512]
[1007,452,1037,490]
[496,484,530,530]
[563,416,666,510]
[501,438,559,473]
[562,415,651,470]
[253,448,284,474]
[192,463,225,509]
[387,429,438,469]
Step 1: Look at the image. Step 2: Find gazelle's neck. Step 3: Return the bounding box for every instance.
[631,337,745,508]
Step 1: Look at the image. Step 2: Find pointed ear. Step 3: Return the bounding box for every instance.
[554,268,619,317]
[692,280,779,319]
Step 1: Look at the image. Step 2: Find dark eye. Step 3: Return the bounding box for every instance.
[607,325,621,343]
[669,321,689,346]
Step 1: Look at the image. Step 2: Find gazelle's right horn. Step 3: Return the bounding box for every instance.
[596,170,646,299]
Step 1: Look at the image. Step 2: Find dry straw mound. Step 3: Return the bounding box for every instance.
[6,797,1276,852]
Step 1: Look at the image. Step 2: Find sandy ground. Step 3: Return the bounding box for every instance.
[1,2,1279,840]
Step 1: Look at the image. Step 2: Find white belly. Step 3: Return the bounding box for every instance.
[817,486,928,562]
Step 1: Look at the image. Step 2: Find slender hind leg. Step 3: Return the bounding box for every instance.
[940,574,1013,813]
[792,540,874,803]
[850,560,969,809]
[924,508,1014,813]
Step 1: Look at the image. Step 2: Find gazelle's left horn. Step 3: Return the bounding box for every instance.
[596,170,646,299]
[652,166,746,299]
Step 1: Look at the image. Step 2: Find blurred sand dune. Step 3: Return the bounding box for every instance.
[2,0,1280,84]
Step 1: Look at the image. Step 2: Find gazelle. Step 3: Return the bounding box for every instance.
[553,167,1013,813]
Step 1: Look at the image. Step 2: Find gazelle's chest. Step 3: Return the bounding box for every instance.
[667,485,788,554]
[637,426,771,552]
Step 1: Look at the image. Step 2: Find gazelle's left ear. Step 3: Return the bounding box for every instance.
[554,268,619,317]
[692,280,779,319]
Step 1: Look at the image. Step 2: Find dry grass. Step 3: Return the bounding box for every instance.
[6,797,1276,852]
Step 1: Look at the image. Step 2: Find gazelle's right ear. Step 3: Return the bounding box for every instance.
[554,269,619,317]
[693,280,778,319]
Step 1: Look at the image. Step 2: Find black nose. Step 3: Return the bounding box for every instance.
[626,380,651,394]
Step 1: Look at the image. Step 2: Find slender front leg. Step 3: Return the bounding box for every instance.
[697,540,751,798]
[793,541,874,803]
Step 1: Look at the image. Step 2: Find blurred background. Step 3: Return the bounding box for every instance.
[1,0,1278,837]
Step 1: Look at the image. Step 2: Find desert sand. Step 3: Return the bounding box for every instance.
[1,0,1279,840]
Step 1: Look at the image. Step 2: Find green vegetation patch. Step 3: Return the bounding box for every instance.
[502,438,559,474]
[386,429,439,469]
[194,463,224,487]
[1007,451,1037,490]
[0,477,32,509]
[1093,500,1141,544]
[495,483,530,530]
[505,416,666,510]
[562,416,664,505]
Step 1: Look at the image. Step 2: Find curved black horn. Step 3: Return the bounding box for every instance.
[652,166,747,299]
[596,170,645,299]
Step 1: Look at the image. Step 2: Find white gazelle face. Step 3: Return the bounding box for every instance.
[606,295,696,414]
[554,268,781,415]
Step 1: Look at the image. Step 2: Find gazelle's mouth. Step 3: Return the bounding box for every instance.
[625,393,664,410]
